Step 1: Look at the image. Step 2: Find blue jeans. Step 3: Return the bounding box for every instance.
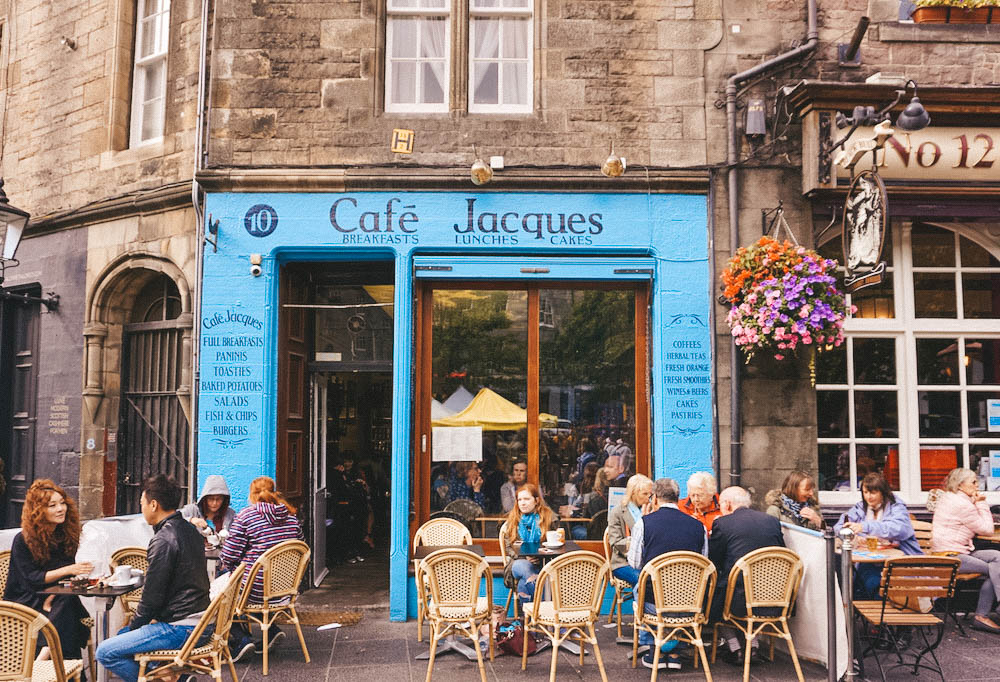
[612,565,640,586]
[637,601,680,653]
[511,559,539,602]
[96,623,195,682]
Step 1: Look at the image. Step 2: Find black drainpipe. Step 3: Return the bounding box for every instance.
[724,0,818,486]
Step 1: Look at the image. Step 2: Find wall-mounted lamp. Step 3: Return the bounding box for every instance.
[0,179,58,309]
[601,143,626,177]
[470,146,493,185]
[819,80,930,182]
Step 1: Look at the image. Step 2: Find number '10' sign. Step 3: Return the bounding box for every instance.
[244,204,279,237]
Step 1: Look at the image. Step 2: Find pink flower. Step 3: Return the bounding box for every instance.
[774,354,784,360]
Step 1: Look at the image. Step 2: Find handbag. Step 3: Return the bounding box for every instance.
[496,619,536,656]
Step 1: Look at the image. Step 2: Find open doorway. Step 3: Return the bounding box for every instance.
[277,261,393,589]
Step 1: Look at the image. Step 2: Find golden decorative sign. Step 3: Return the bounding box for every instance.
[390,129,414,154]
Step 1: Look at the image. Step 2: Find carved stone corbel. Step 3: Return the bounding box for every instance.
[176,312,194,425]
[83,322,108,422]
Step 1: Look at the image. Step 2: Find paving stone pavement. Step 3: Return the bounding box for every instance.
[228,609,1000,682]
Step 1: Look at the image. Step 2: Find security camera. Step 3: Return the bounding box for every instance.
[249,254,262,277]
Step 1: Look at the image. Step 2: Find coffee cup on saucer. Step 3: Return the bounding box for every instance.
[112,565,132,585]
[545,530,562,545]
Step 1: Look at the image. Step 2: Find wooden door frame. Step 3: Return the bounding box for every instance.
[413,280,652,555]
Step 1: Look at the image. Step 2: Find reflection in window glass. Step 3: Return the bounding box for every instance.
[851,274,895,319]
[911,223,955,267]
[967,339,1000,385]
[971,445,1000,491]
[430,290,527,535]
[853,338,896,384]
[814,346,846,385]
[539,289,636,541]
[918,391,961,438]
[854,391,898,438]
[919,446,959,491]
[963,273,1000,319]
[915,338,959,385]
[913,273,957,318]
[967,391,1000,438]
[817,391,848,437]
[960,236,1000,268]
[818,443,848,491]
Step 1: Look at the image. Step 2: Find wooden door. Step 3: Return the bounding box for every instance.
[0,287,40,527]
[277,268,309,509]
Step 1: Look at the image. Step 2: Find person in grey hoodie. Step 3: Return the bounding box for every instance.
[181,474,235,534]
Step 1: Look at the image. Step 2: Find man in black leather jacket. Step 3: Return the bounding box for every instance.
[96,475,210,682]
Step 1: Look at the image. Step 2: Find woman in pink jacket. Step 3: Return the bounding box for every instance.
[931,467,1000,633]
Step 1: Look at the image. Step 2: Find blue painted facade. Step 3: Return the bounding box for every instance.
[198,190,712,620]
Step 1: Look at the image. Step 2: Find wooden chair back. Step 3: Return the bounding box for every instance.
[181,563,246,659]
[637,551,716,624]
[0,600,78,682]
[534,550,608,621]
[418,548,492,621]
[731,546,802,619]
[499,522,511,565]
[908,515,933,553]
[881,556,960,604]
[237,539,310,610]
[414,518,472,551]
[601,527,612,560]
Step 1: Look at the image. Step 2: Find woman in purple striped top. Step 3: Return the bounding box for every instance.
[221,476,302,660]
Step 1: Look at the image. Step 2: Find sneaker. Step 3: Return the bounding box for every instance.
[719,647,744,666]
[232,637,255,663]
[666,654,682,670]
[178,674,197,682]
[641,651,668,670]
[255,630,286,653]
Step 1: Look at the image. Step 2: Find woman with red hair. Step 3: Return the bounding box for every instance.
[4,479,94,666]
[502,483,555,603]
[220,476,302,660]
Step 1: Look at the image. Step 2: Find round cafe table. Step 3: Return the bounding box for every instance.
[850,547,905,563]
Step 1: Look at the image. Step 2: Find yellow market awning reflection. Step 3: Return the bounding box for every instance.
[431,387,557,431]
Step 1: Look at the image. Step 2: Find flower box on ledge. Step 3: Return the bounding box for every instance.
[912,0,999,23]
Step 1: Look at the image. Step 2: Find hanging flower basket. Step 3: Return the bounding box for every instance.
[720,237,854,362]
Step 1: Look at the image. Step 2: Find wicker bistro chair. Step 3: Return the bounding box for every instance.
[134,564,246,682]
[109,546,150,626]
[710,546,805,682]
[853,556,960,681]
[632,551,716,682]
[602,527,634,640]
[413,518,473,642]
[417,548,494,682]
[234,540,312,675]
[0,550,96,682]
[234,540,311,676]
[0,600,83,682]
[521,550,609,682]
[498,522,519,618]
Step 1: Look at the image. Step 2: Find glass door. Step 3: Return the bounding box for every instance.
[414,281,650,551]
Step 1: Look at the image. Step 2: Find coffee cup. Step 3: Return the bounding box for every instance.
[545,530,561,545]
[112,565,132,584]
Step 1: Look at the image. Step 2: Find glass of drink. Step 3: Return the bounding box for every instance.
[866,536,879,551]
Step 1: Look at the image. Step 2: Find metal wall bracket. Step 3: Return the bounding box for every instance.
[204,214,219,252]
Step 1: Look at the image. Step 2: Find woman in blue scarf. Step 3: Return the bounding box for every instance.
[502,483,555,602]
[765,470,825,531]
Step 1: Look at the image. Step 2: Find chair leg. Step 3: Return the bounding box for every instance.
[417,600,424,642]
[87,635,97,682]
[710,623,719,663]
[588,623,608,682]
[650,626,664,682]
[695,634,713,682]
[631,618,640,668]
[472,621,488,682]
[226,647,241,682]
[261,612,271,676]
[608,587,618,624]
[504,588,513,618]
[742,629,752,682]
[424,622,438,682]
[287,606,311,663]
[521,619,530,671]
[548,631,559,682]
[782,624,804,682]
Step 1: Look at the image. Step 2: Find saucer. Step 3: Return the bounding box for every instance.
[107,576,141,588]
[542,541,564,548]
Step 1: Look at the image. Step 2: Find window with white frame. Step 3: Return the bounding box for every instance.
[384,0,532,113]
[816,221,1000,503]
[469,0,532,113]
[130,0,170,146]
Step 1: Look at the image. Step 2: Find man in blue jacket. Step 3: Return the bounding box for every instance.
[627,477,708,670]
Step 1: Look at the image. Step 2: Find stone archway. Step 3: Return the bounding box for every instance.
[82,253,193,513]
